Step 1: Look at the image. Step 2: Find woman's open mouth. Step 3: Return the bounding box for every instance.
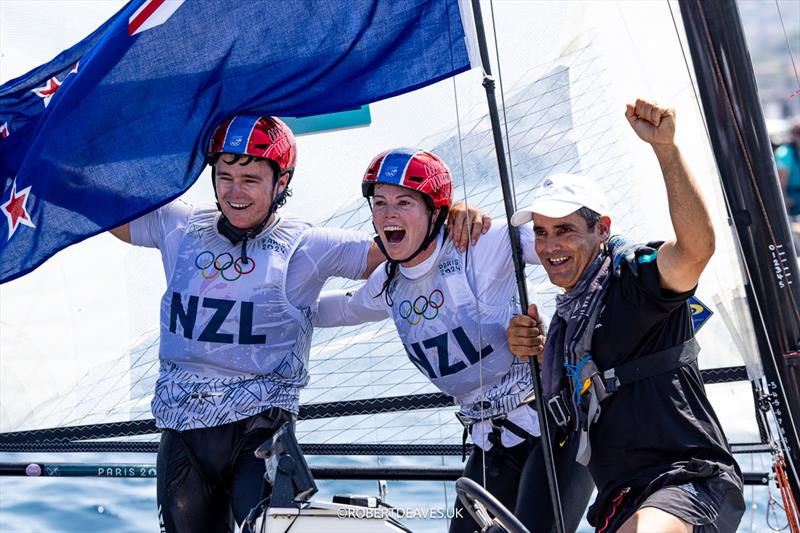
[383,225,406,244]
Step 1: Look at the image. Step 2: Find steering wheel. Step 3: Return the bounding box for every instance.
[455,477,530,533]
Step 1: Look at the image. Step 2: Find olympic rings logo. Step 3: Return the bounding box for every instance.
[398,289,445,325]
[194,251,256,282]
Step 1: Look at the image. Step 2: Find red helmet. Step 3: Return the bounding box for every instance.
[208,115,296,175]
[362,148,452,210]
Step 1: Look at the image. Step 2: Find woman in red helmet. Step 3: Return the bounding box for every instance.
[109,119,488,532]
[316,147,594,533]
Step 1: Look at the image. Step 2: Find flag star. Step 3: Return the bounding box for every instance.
[0,123,8,139]
[1,179,36,240]
[31,77,62,107]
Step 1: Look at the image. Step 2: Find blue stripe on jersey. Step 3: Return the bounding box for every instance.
[221,116,257,153]
[376,148,419,184]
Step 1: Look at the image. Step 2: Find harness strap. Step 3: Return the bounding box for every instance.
[461,425,469,462]
[603,337,700,394]
[456,411,473,461]
[491,417,532,442]
[454,403,538,460]
[575,337,700,465]
[547,337,701,465]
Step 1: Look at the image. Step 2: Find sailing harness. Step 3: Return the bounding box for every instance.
[455,399,539,475]
[548,337,700,465]
[543,237,702,465]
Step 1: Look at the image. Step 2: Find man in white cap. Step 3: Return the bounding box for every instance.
[507,99,745,532]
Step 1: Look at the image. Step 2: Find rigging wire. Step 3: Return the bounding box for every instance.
[751,453,758,532]
[488,0,518,202]
[666,1,711,156]
[446,0,489,494]
[774,0,800,94]
[450,68,489,491]
[438,409,452,530]
[467,0,565,529]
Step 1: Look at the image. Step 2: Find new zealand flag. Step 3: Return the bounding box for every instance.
[0,0,474,283]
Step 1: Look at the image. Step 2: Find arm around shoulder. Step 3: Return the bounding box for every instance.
[109,223,131,243]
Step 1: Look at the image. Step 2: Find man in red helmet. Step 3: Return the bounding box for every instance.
[110,117,489,532]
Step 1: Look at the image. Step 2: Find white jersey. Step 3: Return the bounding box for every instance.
[131,200,371,430]
[316,222,542,449]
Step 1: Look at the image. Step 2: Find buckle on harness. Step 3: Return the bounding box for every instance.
[604,368,620,394]
[547,395,570,428]
[455,411,474,429]
[521,389,537,406]
[489,414,507,430]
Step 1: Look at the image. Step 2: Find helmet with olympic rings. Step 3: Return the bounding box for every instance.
[362,148,452,210]
[208,115,297,178]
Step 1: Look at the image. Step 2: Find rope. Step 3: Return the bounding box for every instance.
[300,392,454,419]
[775,452,800,533]
[2,439,771,457]
[774,0,800,95]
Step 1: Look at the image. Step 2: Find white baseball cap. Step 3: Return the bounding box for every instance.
[510,173,609,226]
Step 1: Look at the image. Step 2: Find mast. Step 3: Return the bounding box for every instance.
[468,1,565,530]
[679,0,800,499]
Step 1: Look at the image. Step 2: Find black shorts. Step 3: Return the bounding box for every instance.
[156,407,294,533]
[595,466,745,533]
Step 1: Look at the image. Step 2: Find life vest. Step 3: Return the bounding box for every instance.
[152,207,314,430]
[387,235,532,421]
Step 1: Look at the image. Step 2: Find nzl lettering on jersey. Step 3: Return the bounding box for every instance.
[404,327,494,379]
[169,294,265,345]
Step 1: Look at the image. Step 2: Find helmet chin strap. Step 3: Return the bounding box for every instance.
[372,207,449,266]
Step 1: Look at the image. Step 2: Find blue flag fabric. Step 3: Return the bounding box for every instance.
[0,0,472,283]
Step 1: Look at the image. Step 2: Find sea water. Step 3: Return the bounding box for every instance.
[0,452,780,532]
